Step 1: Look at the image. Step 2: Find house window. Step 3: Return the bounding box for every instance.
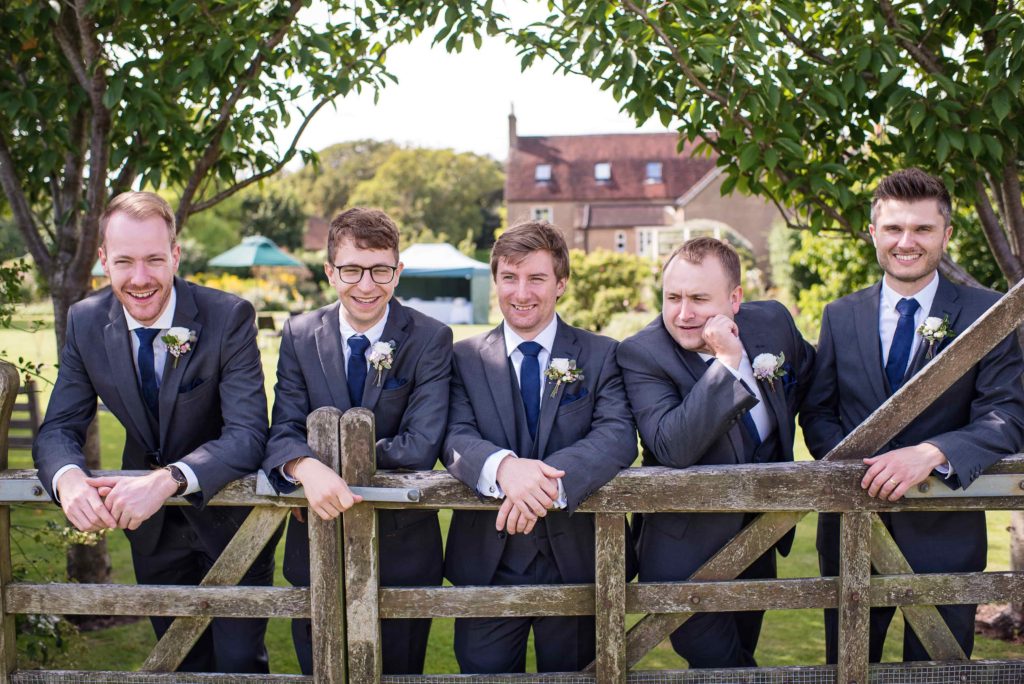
[594,162,612,181]
[645,162,663,183]
[534,164,552,182]
[615,231,627,252]
[637,228,657,258]
[531,206,552,222]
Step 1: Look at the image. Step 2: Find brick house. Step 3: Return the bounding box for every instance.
[505,113,783,267]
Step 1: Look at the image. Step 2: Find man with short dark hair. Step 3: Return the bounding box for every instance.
[262,206,450,675]
[34,191,276,673]
[618,236,814,668]
[801,168,1024,662]
[443,220,636,674]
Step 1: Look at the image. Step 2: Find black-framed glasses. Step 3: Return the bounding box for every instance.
[332,263,398,284]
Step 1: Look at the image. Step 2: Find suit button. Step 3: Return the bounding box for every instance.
[489,486,495,494]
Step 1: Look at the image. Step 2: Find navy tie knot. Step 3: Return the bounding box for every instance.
[134,328,161,416]
[896,297,920,317]
[886,297,920,393]
[346,335,371,407]
[518,341,543,440]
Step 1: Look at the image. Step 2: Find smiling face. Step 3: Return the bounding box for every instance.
[99,211,180,326]
[661,254,741,353]
[326,237,402,332]
[869,198,951,296]
[496,250,566,340]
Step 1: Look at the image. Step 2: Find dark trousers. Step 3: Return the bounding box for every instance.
[292,614,433,675]
[668,547,777,669]
[820,553,976,663]
[454,545,595,674]
[130,507,277,673]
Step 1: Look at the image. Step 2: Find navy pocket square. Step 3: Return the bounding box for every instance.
[559,386,589,406]
[179,378,204,393]
[383,377,408,390]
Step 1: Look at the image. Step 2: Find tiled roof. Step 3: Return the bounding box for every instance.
[303,216,329,251]
[506,132,717,202]
[580,203,676,228]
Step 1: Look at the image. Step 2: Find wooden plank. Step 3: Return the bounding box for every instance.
[868,514,966,661]
[5,583,309,619]
[837,512,871,684]
[10,672,309,683]
[871,571,1024,607]
[381,585,593,618]
[140,505,288,672]
[0,361,20,684]
[307,407,347,684]
[627,577,837,614]
[340,408,381,684]
[593,513,626,683]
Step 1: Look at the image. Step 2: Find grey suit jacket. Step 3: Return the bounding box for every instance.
[261,299,451,588]
[801,275,1024,570]
[33,278,268,554]
[443,318,636,585]
[618,301,814,580]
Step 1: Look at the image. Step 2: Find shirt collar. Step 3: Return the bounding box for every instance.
[880,271,939,316]
[124,287,177,331]
[503,314,559,358]
[339,304,390,345]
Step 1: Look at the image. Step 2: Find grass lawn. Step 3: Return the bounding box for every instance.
[2,316,1021,673]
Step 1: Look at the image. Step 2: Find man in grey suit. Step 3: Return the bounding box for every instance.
[801,168,1024,662]
[618,237,814,668]
[443,220,636,674]
[33,191,275,673]
[261,207,450,675]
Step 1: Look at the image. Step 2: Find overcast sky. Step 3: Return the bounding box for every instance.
[275,2,670,163]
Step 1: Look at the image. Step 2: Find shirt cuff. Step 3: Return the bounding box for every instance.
[553,479,567,509]
[715,358,743,379]
[52,464,82,503]
[935,461,954,478]
[170,461,200,496]
[477,450,513,498]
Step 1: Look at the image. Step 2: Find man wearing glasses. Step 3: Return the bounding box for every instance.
[261,207,451,675]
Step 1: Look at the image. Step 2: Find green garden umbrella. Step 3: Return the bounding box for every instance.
[207,235,303,268]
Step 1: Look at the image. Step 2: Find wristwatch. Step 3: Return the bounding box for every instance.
[163,465,188,496]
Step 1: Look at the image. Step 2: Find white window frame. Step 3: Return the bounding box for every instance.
[645,161,663,183]
[594,162,612,181]
[534,164,552,182]
[531,206,553,222]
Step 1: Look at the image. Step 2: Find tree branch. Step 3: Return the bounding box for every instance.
[0,133,53,274]
[938,252,982,287]
[974,178,1023,283]
[176,0,306,227]
[877,0,946,75]
[52,7,89,92]
[186,97,329,217]
[1000,157,1024,257]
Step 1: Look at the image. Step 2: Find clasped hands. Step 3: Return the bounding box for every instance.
[57,467,179,532]
[494,455,565,536]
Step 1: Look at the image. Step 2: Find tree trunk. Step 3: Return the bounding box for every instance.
[51,280,112,588]
[1010,511,1024,620]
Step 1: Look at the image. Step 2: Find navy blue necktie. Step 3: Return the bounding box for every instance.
[885,297,920,393]
[519,341,542,440]
[134,328,161,417]
[347,335,370,407]
[706,357,761,447]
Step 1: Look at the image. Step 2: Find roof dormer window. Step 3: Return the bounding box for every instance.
[645,161,663,183]
[534,164,552,182]
[594,162,612,181]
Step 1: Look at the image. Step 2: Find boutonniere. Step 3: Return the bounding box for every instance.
[369,340,396,386]
[917,316,954,359]
[161,327,197,368]
[752,352,787,389]
[544,357,584,397]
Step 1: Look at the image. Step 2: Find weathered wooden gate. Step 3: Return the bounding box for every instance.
[0,281,1023,682]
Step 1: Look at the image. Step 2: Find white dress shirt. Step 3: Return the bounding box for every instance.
[700,350,772,441]
[53,289,201,499]
[476,315,567,508]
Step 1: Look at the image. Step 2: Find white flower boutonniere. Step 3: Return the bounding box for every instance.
[917,315,954,359]
[369,340,396,386]
[161,327,197,368]
[752,352,787,389]
[544,357,584,397]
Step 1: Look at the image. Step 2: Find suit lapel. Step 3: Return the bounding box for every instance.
[737,310,787,454]
[362,302,410,412]
[480,324,518,451]
[535,319,579,459]
[907,275,962,378]
[680,345,745,464]
[158,279,203,447]
[853,283,889,403]
[103,297,157,448]
[315,303,352,411]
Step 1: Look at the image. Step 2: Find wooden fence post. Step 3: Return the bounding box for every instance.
[0,362,19,683]
[308,408,348,683]
[837,512,870,684]
[594,513,626,683]
[340,408,381,682]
